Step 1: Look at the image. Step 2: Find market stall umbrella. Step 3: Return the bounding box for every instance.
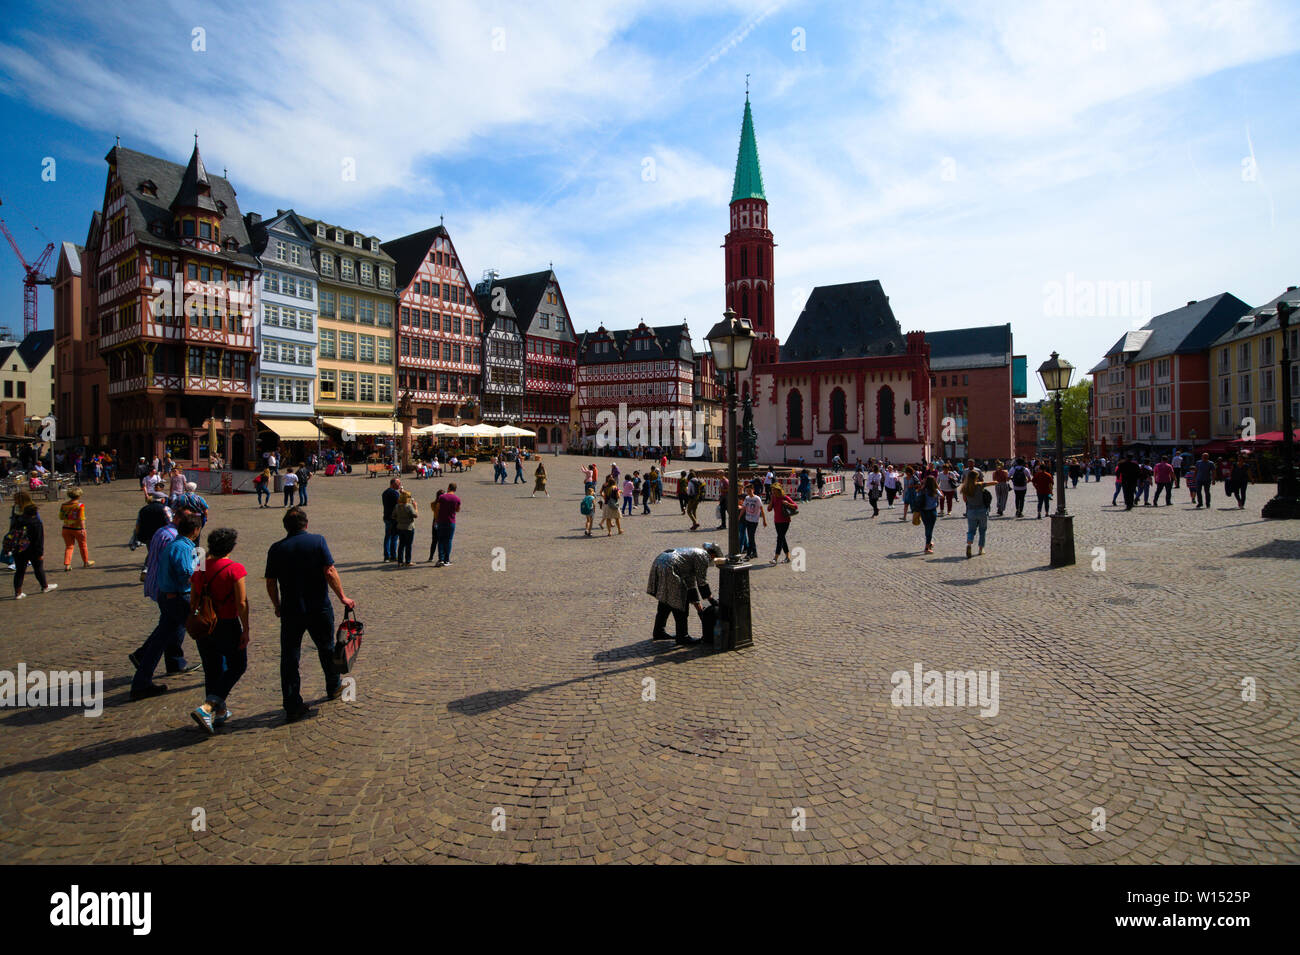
[497,425,536,437]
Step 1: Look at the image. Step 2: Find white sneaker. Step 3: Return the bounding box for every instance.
[42,583,57,593]
[14,592,26,600]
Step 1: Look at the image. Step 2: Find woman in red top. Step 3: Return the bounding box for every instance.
[767,483,798,564]
[189,527,249,734]
[1031,465,1054,518]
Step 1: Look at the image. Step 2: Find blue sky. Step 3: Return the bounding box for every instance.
[1,0,1298,397]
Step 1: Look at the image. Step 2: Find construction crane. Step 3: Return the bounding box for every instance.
[0,197,55,337]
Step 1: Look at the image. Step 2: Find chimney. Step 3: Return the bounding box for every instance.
[1287,286,1297,292]
[245,212,261,227]
[1186,300,1196,306]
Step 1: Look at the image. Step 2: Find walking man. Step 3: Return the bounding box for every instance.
[131,513,202,700]
[265,506,356,723]
[1194,452,1215,509]
[1117,453,1141,510]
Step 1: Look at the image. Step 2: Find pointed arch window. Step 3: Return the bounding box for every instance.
[787,389,804,439]
[741,290,749,320]
[877,386,896,438]
[829,387,847,431]
[757,247,764,277]
[740,248,747,277]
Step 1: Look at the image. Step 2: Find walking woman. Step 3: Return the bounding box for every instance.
[602,476,622,535]
[11,501,56,598]
[959,469,995,558]
[189,527,249,734]
[992,461,1010,516]
[740,483,766,560]
[1229,455,1250,509]
[901,466,918,521]
[393,490,418,566]
[532,461,549,497]
[427,490,444,561]
[59,487,94,571]
[768,483,797,564]
[916,475,941,555]
[2,489,33,571]
[255,466,272,508]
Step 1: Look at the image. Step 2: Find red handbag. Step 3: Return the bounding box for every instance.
[332,606,364,674]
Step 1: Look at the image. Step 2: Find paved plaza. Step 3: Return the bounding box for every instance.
[1,458,1297,864]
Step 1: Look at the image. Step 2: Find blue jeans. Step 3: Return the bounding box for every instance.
[133,596,191,693]
[436,523,455,563]
[195,620,247,708]
[279,609,337,713]
[514,468,524,483]
[256,484,270,505]
[298,484,308,505]
[383,518,399,560]
[622,496,633,514]
[920,509,937,547]
[743,520,759,557]
[965,507,988,547]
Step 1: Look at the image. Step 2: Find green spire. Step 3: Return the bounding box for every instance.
[730,95,766,203]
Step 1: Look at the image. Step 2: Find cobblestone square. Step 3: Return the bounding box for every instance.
[1,460,1297,864]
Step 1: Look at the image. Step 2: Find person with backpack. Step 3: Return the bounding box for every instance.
[960,469,996,557]
[915,476,941,555]
[1010,458,1031,518]
[188,527,249,734]
[767,483,797,563]
[866,465,883,517]
[281,468,299,508]
[295,463,311,506]
[254,467,272,508]
[580,486,596,536]
[58,487,94,571]
[393,490,418,567]
[686,472,704,531]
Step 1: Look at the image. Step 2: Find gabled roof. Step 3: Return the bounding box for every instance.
[246,209,317,269]
[17,329,54,368]
[1131,293,1252,361]
[650,322,695,362]
[59,242,83,277]
[487,269,576,342]
[1089,329,1152,373]
[925,323,1012,371]
[380,226,448,290]
[0,345,16,364]
[106,145,257,266]
[475,286,521,336]
[780,280,906,362]
[1211,287,1300,346]
[731,97,766,203]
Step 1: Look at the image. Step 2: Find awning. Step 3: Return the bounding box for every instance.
[320,416,398,437]
[257,417,322,440]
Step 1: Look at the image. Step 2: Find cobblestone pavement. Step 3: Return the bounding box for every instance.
[1,459,1297,864]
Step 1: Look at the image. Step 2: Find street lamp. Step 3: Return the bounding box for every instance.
[314,414,323,466]
[1261,300,1300,518]
[706,308,755,651]
[1037,351,1075,567]
[390,410,399,474]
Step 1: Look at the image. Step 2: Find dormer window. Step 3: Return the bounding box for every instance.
[138,179,158,197]
[224,237,238,251]
[352,234,362,248]
[333,229,346,243]
[215,200,227,216]
[369,239,379,252]
[317,224,326,238]
[149,222,165,237]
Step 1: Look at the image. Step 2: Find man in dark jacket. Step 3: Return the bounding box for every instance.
[1116,454,1141,511]
[381,478,401,562]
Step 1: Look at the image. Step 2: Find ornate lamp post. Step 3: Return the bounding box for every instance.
[1037,352,1075,567]
[1262,299,1300,518]
[706,308,755,650]
[314,414,323,465]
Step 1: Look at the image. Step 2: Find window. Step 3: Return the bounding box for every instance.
[1262,336,1275,366]
[340,295,356,321]
[829,388,847,431]
[1238,342,1251,370]
[320,254,334,276]
[443,343,452,361]
[452,344,461,362]
[1220,377,1231,403]
[340,371,356,401]
[360,262,373,284]
[1156,386,1170,407]
[401,306,411,326]
[453,316,462,335]
[539,315,549,329]
[352,235,361,248]
[319,329,336,358]
[341,258,354,280]
[1138,364,1150,382]
[316,224,326,238]
[554,317,564,333]
[442,284,450,300]
[379,375,393,403]
[442,314,451,333]
[379,267,392,289]
[1218,349,1230,374]
[1262,369,1275,401]
[359,298,375,325]
[786,390,803,439]
[339,332,356,360]
[298,279,313,301]
[359,335,375,362]
[377,302,392,327]
[877,386,896,438]
[359,373,375,402]
[183,220,195,237]
[281,274,296,297]
[1238,376,1251,402]
[377,338,391,364]
[275,240,287,261]
[400,337,410,357]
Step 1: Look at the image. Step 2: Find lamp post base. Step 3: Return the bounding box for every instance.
[1049,513,1075,567]
[1260,491,1300,520]
[716,562,754,650]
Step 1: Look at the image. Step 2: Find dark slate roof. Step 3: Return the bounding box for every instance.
[0,345,15,364]
[492,270,552,335]
[924,323,1011,371]
[171,143,220,214]
[1211,287,1300,346]
[476,287,522,336]
[17,329,54,368]
[107,145,258,266]
[650,322,695,362]
[780,280,906,362]
[246,209,317,274]
[1131,293,1252,361]
[580,327,623,365]
[1088,329,1151,374]
[380,226,447,290]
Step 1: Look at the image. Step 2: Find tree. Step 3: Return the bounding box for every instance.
[1044,380,1091,450]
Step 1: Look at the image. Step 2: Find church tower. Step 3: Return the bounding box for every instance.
[724,94,778,372]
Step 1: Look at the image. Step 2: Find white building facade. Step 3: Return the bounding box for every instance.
[248,210,318,427]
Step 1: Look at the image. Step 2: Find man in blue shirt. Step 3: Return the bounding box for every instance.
[130,513,201,700]
[265,506,356,722]
[381,478,401,563]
